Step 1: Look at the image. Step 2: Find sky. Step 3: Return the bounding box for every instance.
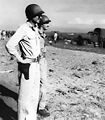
[1,0,105,32]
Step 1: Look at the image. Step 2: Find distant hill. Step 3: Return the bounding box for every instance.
[49,26,93,33]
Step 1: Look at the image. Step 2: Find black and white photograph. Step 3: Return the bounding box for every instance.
[1,0,105,120]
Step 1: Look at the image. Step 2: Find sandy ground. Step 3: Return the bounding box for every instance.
[1,39,105,120]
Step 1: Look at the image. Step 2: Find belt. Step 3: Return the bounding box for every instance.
[41,52,46,58]
[25,55,41,63]
[31,55,41,63]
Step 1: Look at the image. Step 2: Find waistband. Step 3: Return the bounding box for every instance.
[25,55,41,63]
[41,52,46,58]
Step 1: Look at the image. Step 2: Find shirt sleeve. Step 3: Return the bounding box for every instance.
[6,25,25,55]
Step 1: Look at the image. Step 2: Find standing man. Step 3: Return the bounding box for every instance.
[6,4,44,120]
[54,31,58,43]
[1,30,6,40]
[37,15,51,117]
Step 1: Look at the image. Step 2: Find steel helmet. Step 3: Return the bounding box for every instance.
[25,4,44,20]
[40,15,51,24]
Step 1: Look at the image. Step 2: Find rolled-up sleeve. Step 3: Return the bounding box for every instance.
[6,26,25,55]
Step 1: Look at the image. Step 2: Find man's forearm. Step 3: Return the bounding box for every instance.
[6,44,23,62]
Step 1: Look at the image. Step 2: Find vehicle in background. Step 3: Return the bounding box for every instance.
[92,28,105,48]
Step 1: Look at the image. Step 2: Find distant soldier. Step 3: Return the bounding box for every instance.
[54,31,58,43]
[1,30,6,40]
[38,15,51,117]
[6,4,44,120]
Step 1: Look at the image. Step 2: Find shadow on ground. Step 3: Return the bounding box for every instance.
[0,99,17,120]
[0,85,18,101]
[0,85,18,120]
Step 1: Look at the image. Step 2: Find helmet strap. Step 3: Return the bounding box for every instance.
[28,20,37,27]
[32,19,37,25]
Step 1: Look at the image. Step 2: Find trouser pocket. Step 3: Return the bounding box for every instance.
[18,62,30,80]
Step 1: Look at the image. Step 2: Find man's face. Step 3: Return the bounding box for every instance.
[42,23,49,30]
[32,15,41,24]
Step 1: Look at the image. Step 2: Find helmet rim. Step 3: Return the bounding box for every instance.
[42,20,51,24]
[25,4,44,20]
[40,15,51,24]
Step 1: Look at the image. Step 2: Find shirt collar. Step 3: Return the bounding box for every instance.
[27,21,33,27]
[26,22,41,37]
[26,22,38,30]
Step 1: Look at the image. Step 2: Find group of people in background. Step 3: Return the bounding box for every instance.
[0,30,6,40]
[6,3,51,120]
[0,29,15,40]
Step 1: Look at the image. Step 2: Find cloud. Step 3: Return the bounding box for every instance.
[68,17,94,25]
[56,0,105,15]
[68,17,105,26]
[99,19,105,24]
[76,18,94,25]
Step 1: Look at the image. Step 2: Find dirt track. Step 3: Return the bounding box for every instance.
[1,39,105,120]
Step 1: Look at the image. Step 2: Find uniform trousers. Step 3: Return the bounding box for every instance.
[39,57,48,109]
[18,62,40,120]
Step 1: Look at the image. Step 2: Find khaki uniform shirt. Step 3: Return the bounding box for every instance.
[6,22,41,59]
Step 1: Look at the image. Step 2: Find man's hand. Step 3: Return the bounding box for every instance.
[13,51,32,64]
[17,58,32,64]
